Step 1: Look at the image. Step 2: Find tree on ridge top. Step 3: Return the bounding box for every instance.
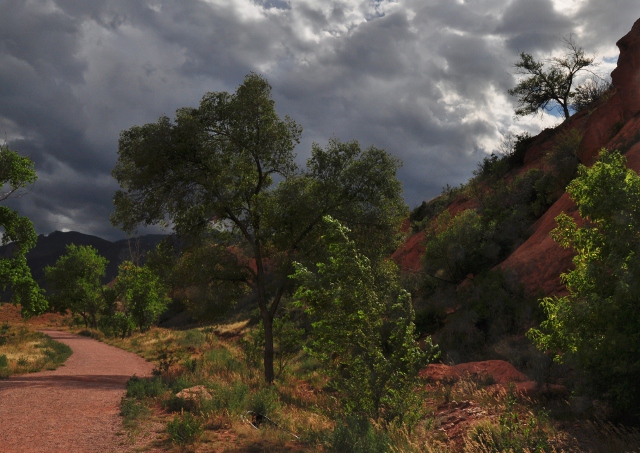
[509,36,596,120]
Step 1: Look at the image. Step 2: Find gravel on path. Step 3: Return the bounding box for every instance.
[0,330,154,453]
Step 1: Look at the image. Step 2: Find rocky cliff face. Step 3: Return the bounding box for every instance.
[395,18,640,296]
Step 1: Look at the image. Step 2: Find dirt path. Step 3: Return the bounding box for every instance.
[0,330,154,453]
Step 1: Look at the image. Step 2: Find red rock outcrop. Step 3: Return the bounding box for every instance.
[421,360,568,398]
[420,359,528,384]
[391,230,425,272]
[612,18,640,122]
[497,192,580,295]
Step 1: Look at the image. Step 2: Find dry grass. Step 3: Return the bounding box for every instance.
[0,322,72,377]
[8,311,627,453]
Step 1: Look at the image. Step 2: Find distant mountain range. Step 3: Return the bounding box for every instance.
[0,231,168,287]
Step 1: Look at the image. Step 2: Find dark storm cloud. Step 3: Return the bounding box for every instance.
[1,0,640,240]
[497,0,575,52]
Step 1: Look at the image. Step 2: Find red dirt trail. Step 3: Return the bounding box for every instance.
[0,330,154,453]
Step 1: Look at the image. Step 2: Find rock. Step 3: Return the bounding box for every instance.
[420,359,527,385]
[175,385,212,401]
[421,359,569,398]
[612,18,640,121]
[497,192,580,296]
[391,230,425,272]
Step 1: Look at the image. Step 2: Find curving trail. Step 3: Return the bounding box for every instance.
[0,330,154,453]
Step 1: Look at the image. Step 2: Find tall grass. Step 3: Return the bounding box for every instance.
[0,324,72,377]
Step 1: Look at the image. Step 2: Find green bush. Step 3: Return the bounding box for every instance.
[169,374,196,393]
[411,183,465,231]
[423,210,489,284]
[126,375,167,399]
[293,217,437,425]
[465,392,550,452]
[528,149,640,420]
[120,397,150,421]
[247,387,280,417]
[472,133,533,182]
[164,395,196,413]
[178,329,206,349]
[200,381,249,416]
[205,347,244,375]
[167,411,203,446]
[0,354,7,368]
[329,417,391,453]
[544,129,582,193]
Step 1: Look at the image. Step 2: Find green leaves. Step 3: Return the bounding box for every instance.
[115,261,169,333]
[292,217,437,425]
[45,244,108,328]
[0,144,44,317]
[0,144,37,202]
[528,149,640,418]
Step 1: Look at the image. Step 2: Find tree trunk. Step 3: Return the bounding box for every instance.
[262,311,275,384]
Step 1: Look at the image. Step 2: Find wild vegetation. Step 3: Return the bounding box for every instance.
[0,322,71,378]
[0,144,46,316]
[45,244,169,336]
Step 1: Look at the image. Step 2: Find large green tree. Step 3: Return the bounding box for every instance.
[111,73,407,383]
[46,244,107,328]
[528,149,640,419]
[0,144,46,316]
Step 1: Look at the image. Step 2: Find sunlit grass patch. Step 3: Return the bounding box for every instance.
[0,323,72,377]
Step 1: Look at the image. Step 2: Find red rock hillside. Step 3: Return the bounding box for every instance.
[394,18,640,296]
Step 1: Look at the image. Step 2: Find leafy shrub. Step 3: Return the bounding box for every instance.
[411,184,465,231]
[178,329,206,349]
[164,395,196,413]
[465,392,550,452]
[423,210,489,284]
[205,347,244,375]
[544,129,582,193]
[167,411,203,446]
[166,374,195,394]
[472,133,533,182]
[126,375,167,399]
[201,381,249,416]
[293,217,437,425]
[239,314,304,379]
[329,417,391,453]
[120,397,150,421]
[0,354,8,378]
[247,387,280,417]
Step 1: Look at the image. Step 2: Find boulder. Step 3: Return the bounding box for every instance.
[175,385,212,402]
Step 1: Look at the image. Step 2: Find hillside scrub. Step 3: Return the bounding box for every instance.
[413,126,584,364]
[0,323,71,377]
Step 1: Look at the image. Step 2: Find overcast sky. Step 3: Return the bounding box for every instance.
[1,0,638,240]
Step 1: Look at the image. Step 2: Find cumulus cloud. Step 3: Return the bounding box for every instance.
[1,0,639,239]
